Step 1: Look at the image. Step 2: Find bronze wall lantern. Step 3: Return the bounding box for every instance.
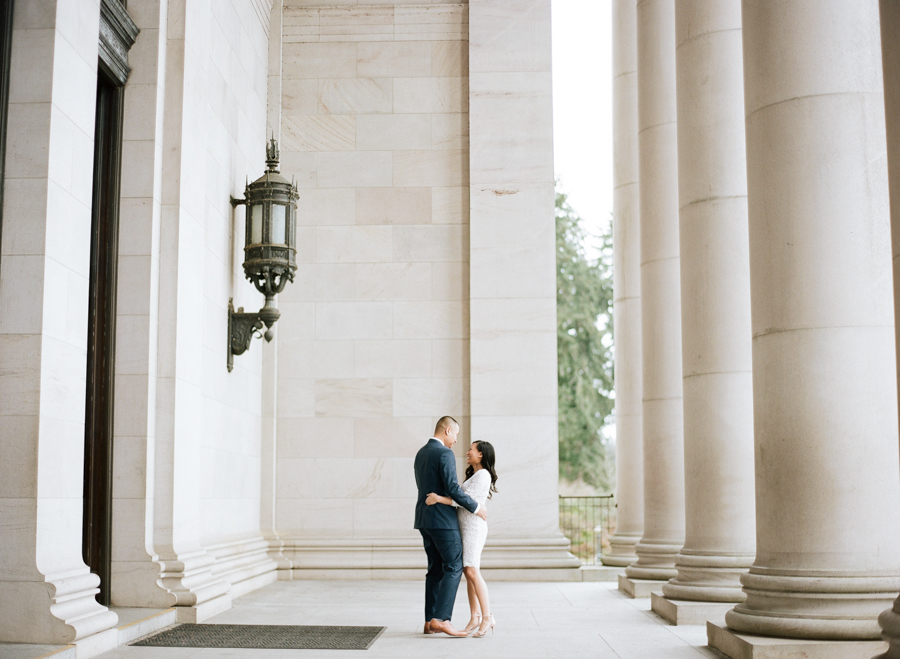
[228,138,298,372]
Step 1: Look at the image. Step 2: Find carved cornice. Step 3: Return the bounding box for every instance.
[99,0,139,86]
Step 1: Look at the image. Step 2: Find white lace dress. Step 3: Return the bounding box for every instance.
[457,468,491,568]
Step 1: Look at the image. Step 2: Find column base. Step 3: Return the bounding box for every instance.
[114,539,275,609]
[624,540,680,581]
[156,548,232,610]
[877,601,900,658]
[650,592,734,625]
[601,554,635,567]
[662,551,751,602]
[0,608,176,659]
[663,580,746,603]
[725,570,900,639]
[0,572,119,644]
[625,566,677,580]
[602,531,641,567]
[175,593,232,623]
[262,535,294,573]
[707,622,887,659]
[618,573,666,598]
[207,537,278,600]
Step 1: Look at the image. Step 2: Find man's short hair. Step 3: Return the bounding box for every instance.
[434,416,458,435]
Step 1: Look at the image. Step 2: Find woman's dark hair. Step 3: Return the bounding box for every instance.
[465,441,498,498]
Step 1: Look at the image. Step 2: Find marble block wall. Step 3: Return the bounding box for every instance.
[274,2,471,569]
[273,0,576,574]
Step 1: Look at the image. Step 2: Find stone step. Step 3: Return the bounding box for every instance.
[111,607,177,645]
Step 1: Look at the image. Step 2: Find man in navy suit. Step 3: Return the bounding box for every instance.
[414,416,486,637]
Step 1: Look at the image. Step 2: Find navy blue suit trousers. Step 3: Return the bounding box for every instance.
[419,527,463,622]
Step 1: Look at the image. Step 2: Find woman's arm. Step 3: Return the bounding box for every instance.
[425,493,453,506]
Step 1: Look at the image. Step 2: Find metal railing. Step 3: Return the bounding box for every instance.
[559,495,616,565]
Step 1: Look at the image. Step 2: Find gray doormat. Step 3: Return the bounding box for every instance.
[132,624,386,650]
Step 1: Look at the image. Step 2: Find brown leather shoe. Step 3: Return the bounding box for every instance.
[423,621,437,634]
[428,619,467,637]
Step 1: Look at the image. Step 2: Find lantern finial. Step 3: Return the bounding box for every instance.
[266,137,280,173]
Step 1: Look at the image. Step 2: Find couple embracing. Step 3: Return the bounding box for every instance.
[413,416,499,638]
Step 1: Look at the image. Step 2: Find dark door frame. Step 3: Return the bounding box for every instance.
[82,0,138,606]
[0,0,15,274]
[82,68,125,607]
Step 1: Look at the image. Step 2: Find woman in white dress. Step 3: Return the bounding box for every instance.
[425,440,498,637]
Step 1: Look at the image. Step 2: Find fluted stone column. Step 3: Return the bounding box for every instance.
[624,0,685,583]
[603,0,644,568]
[660,0,754,605]
[877,0,900,656]
[723,0,900,641]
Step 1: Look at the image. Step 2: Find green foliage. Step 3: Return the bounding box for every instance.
[556,188,615,492]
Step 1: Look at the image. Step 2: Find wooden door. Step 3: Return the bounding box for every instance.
[82,70,124,607]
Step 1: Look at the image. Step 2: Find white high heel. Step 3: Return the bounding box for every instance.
[473,613,494,637]
[463,614,482,635]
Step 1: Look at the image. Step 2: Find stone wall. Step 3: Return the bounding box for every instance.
[274,2,471,567]
[272,0,575,576]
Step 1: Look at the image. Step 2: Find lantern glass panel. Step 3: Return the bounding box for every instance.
[287,205,294,247]
[250,203,263,245]
[272,204,286,245]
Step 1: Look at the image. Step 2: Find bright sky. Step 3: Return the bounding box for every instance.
[551,0,613,257]
[552,1,617,450]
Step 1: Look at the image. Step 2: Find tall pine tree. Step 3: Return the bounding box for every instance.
[556,188,615,492]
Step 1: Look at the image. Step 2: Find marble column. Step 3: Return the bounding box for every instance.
[625,0,685,582]
[603,0,644,568]
[150,0,231,621]
[0,0,118,649]
[724,0,900,640]
[660,0,755,603]
[109,0,169,606]
[467,0,580,569]
[877,0,900,655]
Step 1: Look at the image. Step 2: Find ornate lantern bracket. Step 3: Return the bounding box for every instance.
[227,138,298,372]
[227,298,281,372]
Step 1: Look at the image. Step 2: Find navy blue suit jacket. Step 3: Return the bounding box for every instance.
[414,439,479,529]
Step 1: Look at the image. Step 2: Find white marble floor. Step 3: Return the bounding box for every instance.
[89,580,723,659]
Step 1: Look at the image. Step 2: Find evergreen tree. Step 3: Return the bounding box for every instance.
[556,188,615,492]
